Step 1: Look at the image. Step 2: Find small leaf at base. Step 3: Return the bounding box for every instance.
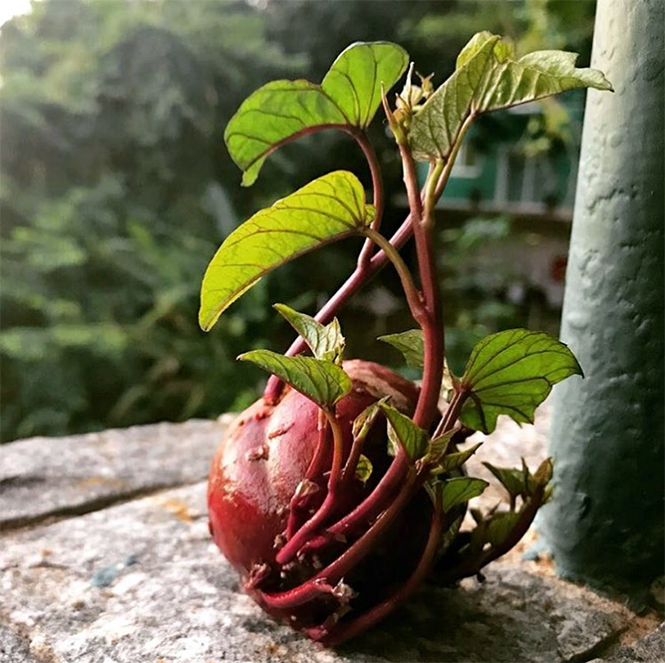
[238,350,351,409]
[355,454,373,484]
[274,304,345,363]
[378,329,424,368]
[352,397,389,440]
[440,477,489,512]
[379,402,429,460]
[434,442,483,475]
[483,461,530,499]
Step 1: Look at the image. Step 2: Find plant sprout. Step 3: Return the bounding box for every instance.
[201,33,612,645]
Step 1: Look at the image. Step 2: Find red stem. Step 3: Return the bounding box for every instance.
[398,145,444,431]
[292,160,449,556]
[258,468,417,610]
[263,127,410,404]
[300,450,408,554]
[340,429,366,483]
[350,129,385,270]
[305,389,468,555]
[285,410,328,539]
[312,498,443,645]
[277,411,345,564]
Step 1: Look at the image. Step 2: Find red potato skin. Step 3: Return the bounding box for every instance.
[207,360,419,579]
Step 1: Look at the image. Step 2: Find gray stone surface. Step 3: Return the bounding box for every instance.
[0,413,660,663]
[0,479,646,663]
[0,417,232,531]
[600,623,665,662]
[0,625,39,663]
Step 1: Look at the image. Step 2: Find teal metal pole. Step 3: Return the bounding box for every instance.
[540,0,664,602]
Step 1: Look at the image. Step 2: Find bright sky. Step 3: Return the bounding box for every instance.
[0,0,33,27]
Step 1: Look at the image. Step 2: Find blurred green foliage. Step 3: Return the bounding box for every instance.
[0,0,595,442]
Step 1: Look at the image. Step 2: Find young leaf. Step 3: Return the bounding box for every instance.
[199,171,374,331]
[225,42,409,185]
[439,514,464,555]
[378,329,424,368]
[484,511,521,547]
[378,402,429,460]
[458,329,583,434]
[426,429,456,464]
[274,304,345,363]
[355,454,373,484]
[434,442,483,474]
[534,457,554,486]
[441,359,457,403]
[483,462,529,499]
[238,350,351,409]
[440,477,489,512]
[377,329,457,401]
[410,31,612,162]
[352,397,388,440]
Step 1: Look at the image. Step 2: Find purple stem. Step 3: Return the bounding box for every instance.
[258,468,417,610]
[311,498,443,645]
[277,412,345,565]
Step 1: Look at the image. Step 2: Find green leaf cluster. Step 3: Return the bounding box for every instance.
[467,457,553,554]
[410,31,612,161]
[484,457,553,501]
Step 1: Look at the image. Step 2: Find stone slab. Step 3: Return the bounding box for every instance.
[599,622,664,662]
[0,480,641,663]
[0,625,40,663]
[0,401,549,533]
[0,417,233,531]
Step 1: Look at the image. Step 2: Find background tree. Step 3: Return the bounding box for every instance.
[0,0,596,442]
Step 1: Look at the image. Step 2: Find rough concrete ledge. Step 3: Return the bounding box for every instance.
[0,416,233,531]
[0,413,661,663]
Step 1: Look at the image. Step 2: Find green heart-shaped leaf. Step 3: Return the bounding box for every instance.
[410,31,612,161]
[199,171,373,331]
[225,42,409,185]
[274,304,345,363]
[459,329,582,434]
[238,350,351,409]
